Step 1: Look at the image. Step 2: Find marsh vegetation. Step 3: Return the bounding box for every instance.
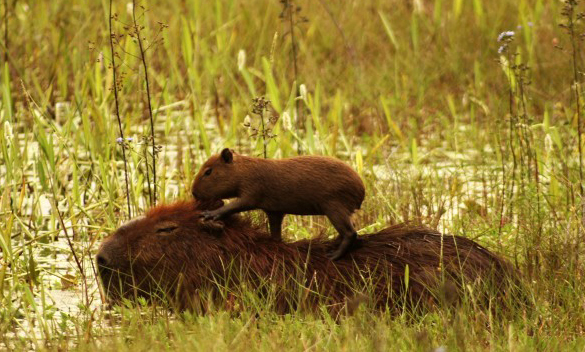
[1,0,585,350]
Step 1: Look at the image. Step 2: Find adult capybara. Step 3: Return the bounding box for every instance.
[191,148,365,260]
[96,200,524,315]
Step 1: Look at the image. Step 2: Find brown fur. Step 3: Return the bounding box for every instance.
[97,200,525,315]
[191,148,366,259]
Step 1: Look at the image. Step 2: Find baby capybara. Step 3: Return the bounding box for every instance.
[96,200,524,315]
[191,148,365,260]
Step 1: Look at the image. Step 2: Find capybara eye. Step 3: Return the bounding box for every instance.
[204,168,212,176]
[156,226,178,234]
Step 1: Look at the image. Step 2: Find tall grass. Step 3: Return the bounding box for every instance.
[0,0,585,350]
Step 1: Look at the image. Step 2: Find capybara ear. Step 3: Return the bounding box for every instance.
[220,148,233,163]
[196,199,225,211]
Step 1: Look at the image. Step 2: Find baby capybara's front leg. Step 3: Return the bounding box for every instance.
[201,198,255,221]
[325,207,358,260]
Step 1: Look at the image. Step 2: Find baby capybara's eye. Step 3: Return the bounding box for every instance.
[204,168,212,176]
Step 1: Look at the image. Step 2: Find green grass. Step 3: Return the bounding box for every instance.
[1,0,585,350]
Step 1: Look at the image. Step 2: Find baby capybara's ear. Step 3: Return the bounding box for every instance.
[220,148,233,163]
[195,199,225,211]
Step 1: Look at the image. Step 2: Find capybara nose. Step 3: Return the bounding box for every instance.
[96,253,108,268]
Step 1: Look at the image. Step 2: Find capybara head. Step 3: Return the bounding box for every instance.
[97,200,526,314]
[96,200,227,305]
[191,148,237,201]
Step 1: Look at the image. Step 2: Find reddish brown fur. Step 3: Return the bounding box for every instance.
[191,150,365,214]
[97,200,524,315]
[191,149,366,259]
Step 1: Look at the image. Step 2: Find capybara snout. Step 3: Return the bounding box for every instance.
[95,250,109,269]
[96,201,229,303]
[96,217,147,270]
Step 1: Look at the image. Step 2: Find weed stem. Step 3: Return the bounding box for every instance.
[109,0,132,219]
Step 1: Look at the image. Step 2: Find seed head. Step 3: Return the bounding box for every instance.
[237,50,246,71]
[282,111,292,130]
[299,84,307,101]
[3,121,13,145]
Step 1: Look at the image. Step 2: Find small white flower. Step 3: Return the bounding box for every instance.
[282,111,292,131]
[126,2,133,15]
[237,50,246,71]
[4,121,13,145]
[299,84,307,101]
[497,31,515,42]
[498,45,507,54]
[116,137,133,144]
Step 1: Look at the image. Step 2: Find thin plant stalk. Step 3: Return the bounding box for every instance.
[497,122,506,241]
[109,0,132,219]
[517,66,542,244]
[132,0,157,205]
[260,107,267,159]
[506,52,517,222]
[284,0,302,154]
[316,0,356,64]
[250,97,274,159]
[142,142,153,205]
[568,4,585,212]
[3,0,7,64]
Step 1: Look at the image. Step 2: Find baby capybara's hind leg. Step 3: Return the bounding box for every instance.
[324,206,358,260]
[266,211,285,240]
